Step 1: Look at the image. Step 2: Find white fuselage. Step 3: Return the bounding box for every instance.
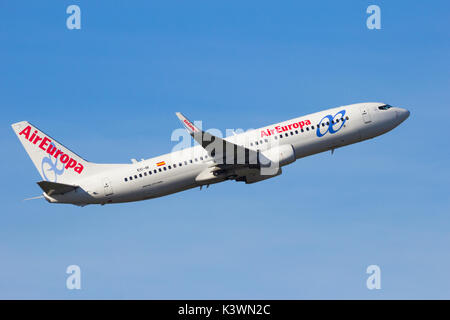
[46,102,409,206]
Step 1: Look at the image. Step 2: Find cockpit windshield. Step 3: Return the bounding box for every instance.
[378,104,393,110]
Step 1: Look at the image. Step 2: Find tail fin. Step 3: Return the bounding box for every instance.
[11,121,92,184]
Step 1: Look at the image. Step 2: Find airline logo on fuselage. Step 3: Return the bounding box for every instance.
[18,125,84,174]
[260,119,312,138]
[316,110,347,137]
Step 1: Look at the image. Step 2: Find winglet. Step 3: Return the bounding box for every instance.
[175,112,200,135]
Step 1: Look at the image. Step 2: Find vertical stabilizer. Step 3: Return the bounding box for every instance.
[11,121,91,184]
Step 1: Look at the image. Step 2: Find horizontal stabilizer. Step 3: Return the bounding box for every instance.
[23,195,45,201]
[37,181,78,196]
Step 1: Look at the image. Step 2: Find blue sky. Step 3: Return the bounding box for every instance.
[0,0,449,299]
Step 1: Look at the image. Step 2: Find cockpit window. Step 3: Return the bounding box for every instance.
[378,104,393,110]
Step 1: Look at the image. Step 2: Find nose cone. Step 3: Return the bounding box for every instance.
[396,108,410,123]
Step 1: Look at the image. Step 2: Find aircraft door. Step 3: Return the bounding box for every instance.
[103,179,114,196]
[360,105,372,124]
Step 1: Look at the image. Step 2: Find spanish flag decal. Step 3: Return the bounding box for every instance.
[156,161,166,167]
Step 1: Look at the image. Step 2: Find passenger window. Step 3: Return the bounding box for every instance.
[346,116,349,120]
[144,172,147,176]
[129,176,133,180]
[190,160,193,163]
[295,130,298,134]
[200,157,203,160]
[179,163,182,166]
[158,168,162,172]
[134,175,138,179]
[168,166,171,169]
[280,134,283,138]
[139,174,142,178]
[149,171,152,175]
[290,132,293,135]
[255,141,258,145]
[163,167,167,171]
[306,127,309,131]
[265,139,268,143]
[312,125,315,129]
[185,161,188,165]
[124,178,128,182]
[285,133,288,137]
[274,136,278,140]
[301,129,304,133]
[154,170,157,174]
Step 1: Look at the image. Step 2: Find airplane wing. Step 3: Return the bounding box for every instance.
[175,112,270,167]
[37,181,78,196]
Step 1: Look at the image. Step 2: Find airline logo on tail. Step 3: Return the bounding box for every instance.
[18,125,84,175]
[41,143,65,182]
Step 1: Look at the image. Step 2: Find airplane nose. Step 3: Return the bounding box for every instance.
[396,108,410,123]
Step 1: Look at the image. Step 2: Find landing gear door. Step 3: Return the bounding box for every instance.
[103,179,114,196]
[360,105,372,124]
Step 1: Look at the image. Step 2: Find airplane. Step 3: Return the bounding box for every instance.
[11,102,409,206]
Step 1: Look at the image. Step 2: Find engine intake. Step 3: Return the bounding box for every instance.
[260,144,296,167]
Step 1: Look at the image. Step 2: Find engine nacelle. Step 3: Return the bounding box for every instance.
[261,144,296,167]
